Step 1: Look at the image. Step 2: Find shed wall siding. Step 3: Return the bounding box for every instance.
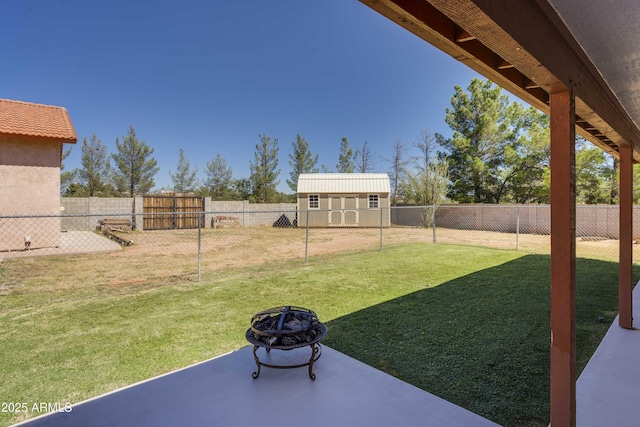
[298,192,390,227]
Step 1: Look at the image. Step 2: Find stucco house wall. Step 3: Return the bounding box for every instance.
[0,138,62,250]
[0,99,77,252]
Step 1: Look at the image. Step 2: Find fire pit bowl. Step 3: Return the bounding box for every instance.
[246,306,327,380]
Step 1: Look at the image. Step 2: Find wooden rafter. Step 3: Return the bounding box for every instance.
[496,58,514,69]
[525,79,541,90]
[455,29,476,42]
[360,0,640,161]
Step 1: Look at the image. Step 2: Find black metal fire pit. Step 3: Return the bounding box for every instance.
[245,306,327,380]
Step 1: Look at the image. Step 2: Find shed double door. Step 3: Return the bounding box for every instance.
[329,195,359,226]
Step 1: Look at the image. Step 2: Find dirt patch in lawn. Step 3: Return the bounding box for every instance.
[0,225,629,295]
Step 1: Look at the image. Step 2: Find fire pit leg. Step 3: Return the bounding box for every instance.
[251,345,262,379]
[308,343,320,380]
[249,342,323,380]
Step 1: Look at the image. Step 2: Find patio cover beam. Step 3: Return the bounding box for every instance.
[360,0,640,160]
[619,144,634,329]
[549,88,576,427]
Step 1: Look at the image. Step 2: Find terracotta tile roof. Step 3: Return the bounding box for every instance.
[0,98,77,143]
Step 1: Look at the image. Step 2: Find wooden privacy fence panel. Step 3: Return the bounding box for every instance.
[143,195,204,230]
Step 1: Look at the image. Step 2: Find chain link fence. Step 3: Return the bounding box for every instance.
[1,204,637,294]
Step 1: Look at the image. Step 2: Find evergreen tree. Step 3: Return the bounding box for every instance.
[633,165,640,205]
[169,148,198,193]
[64,182,87,197]
[60,146,75,195]
[336,137,354,173]
[249,134,281,202]
[111,125,159,196]
[436,78,512,203]
[575,137,611,204]
[204,154,233,199]
[287,134,319,192]
[232,178,253,201]
[500,105,550,203]
[78,134,111,196]
[607,157,619,204]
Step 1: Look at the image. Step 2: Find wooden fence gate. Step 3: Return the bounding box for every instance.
[143,194,204,230]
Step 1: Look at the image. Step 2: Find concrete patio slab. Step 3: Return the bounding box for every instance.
[15,345,499,427]
[576,283,640,427]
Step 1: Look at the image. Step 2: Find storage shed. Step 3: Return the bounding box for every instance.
[297,173,391,227]
[0,98,77,251]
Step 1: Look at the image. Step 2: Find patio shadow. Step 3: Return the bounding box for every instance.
[323,254,633,427]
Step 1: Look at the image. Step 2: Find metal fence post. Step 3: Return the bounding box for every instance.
[432,204,437,243]
[197,214,202,282]
[516,206,520,251]
[304,209,309,264]
[379,207,383,252]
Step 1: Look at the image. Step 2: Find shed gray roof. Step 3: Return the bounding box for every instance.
[297,173,390,193]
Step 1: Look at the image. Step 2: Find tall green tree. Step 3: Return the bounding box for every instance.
[633,165,640,204]
[497,105,550,203]
[575,137,611,204]
[60,146,75,195]
[287,134,319,192]
[203,154,233,199]
[64,182,87,197]
[169,148,198,193]
[232,178,253,201]
[336,137,354,173]
[250,134,281,202]
[436,78,512,203]
[111,125,159,196]
[606,157,619,204]
[78,134,112,196]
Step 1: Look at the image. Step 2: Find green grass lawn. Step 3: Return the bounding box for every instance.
[0,243,632,426]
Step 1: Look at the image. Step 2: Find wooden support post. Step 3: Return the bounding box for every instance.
[549,89,576,427]
[619,144,633,329]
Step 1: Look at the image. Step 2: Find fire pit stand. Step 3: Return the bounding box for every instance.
[245,306,328,380]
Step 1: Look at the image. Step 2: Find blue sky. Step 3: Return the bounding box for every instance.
[1,0,503,193]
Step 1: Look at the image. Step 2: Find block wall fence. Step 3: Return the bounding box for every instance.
[59,197,297,231]
[59,198,640,240]
[391,204,640,240]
